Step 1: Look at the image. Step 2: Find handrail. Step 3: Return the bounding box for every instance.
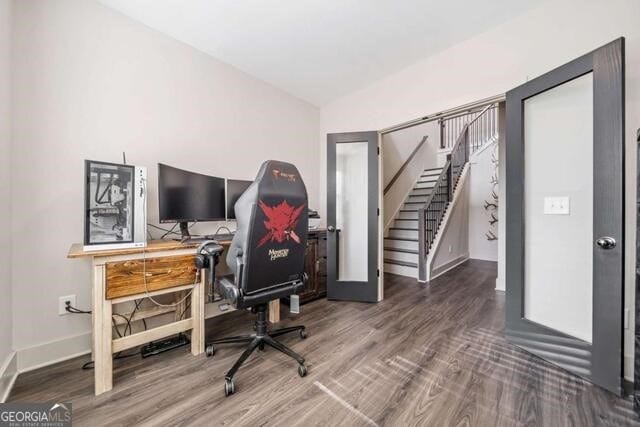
[467,104,493,127]
[383,135,428,195]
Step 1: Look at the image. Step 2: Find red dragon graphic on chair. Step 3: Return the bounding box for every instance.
[257,200,305,248]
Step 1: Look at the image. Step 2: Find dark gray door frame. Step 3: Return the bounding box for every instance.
[326,131,380,303]
[505,38,625,395]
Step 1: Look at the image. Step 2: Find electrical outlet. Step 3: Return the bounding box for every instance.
[59,295,76,316]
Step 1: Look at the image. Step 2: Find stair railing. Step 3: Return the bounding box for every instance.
[439,104,498,150]
[418,104,495,281]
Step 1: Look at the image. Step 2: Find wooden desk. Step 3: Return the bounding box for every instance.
[67,239,281,396]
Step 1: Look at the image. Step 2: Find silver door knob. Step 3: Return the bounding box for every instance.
[328,226,335,232]
[596,236,616,249]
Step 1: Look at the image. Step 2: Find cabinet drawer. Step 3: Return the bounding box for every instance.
[105,255,198,299]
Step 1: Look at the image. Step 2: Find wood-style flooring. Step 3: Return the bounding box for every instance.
[8,260,639,426]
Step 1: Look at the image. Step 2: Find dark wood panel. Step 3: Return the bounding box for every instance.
[105,255,197,299]
[9,260,638,426]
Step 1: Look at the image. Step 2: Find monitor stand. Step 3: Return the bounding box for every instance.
[179,221,191,240]
[178,222,216,243]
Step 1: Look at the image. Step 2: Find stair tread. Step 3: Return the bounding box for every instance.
[384,259,418,268]
[383,247,419,254]
[390,227,418,231]
[422,167,443,172]
[384,237,418,242]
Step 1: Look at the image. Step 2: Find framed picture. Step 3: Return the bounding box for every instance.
[84,160,136,246]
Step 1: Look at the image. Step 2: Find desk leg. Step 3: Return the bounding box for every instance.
[268,299,280,324]
[191,272,205,355]
[92,264,112,395]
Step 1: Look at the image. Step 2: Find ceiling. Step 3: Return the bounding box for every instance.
[99,0,542,106]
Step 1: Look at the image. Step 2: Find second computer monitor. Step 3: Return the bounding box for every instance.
[158,163,226,224]
[226,179,253,220]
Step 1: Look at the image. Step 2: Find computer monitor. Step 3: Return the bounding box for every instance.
[226,179,253,220]
[158,163,226,238]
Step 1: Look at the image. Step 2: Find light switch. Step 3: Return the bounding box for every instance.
[544,197,570,215]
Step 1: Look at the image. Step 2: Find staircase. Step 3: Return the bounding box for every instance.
[384,167,443,277]
[383,103,499,280]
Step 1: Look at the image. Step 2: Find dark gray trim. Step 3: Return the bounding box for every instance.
[326,131,379,303]
[634,127,640,411]
[505,38,625,395]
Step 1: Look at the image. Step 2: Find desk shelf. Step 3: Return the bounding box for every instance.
[205,300,237,319]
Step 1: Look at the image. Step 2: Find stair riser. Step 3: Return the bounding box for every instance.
[394,219,417,228]
[415,182,435,189]
[384,263,418,278]
[403,203,423,211]
[420,173,441,179]
[410,189,432,196]
[384,238,418,251]
[384,250,419,264]
[388,229,418,239]
[406,196,429,203]
[398,211,418,220]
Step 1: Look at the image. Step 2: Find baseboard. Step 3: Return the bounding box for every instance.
[430,253,470,281]
[0,351,17,403]
[16,332,91,373]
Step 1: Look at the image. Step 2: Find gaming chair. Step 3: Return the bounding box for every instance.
[195,160,308,397]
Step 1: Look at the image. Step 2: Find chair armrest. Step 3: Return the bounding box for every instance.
[234,250,244,288]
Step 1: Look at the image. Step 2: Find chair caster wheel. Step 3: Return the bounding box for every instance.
[259,342,265,351]
[224,379,235,396]
[298,364,308,377]
[299,329,307,340]
[205,345,215,357]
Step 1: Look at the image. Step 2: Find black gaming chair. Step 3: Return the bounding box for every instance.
[195,160,308,396]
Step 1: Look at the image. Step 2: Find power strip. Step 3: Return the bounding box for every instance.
[140,333,190,358]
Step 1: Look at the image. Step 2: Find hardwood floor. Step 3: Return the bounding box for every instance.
[9,260,639,426]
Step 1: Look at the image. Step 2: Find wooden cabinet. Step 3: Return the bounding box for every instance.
[286,229,327,305]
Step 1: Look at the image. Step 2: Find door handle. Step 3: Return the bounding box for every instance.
[596,236,616,249]
[328,226,335,232]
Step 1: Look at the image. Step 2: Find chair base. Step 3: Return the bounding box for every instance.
[205,303,307,396]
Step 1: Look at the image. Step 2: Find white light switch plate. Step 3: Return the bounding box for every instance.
[543,197,570,215]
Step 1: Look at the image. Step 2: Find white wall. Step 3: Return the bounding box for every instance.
[319,0,640,379]
[382,121,440,227]
[0,0,12,371]
[10,0,319,361]
[468,142,498,261]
